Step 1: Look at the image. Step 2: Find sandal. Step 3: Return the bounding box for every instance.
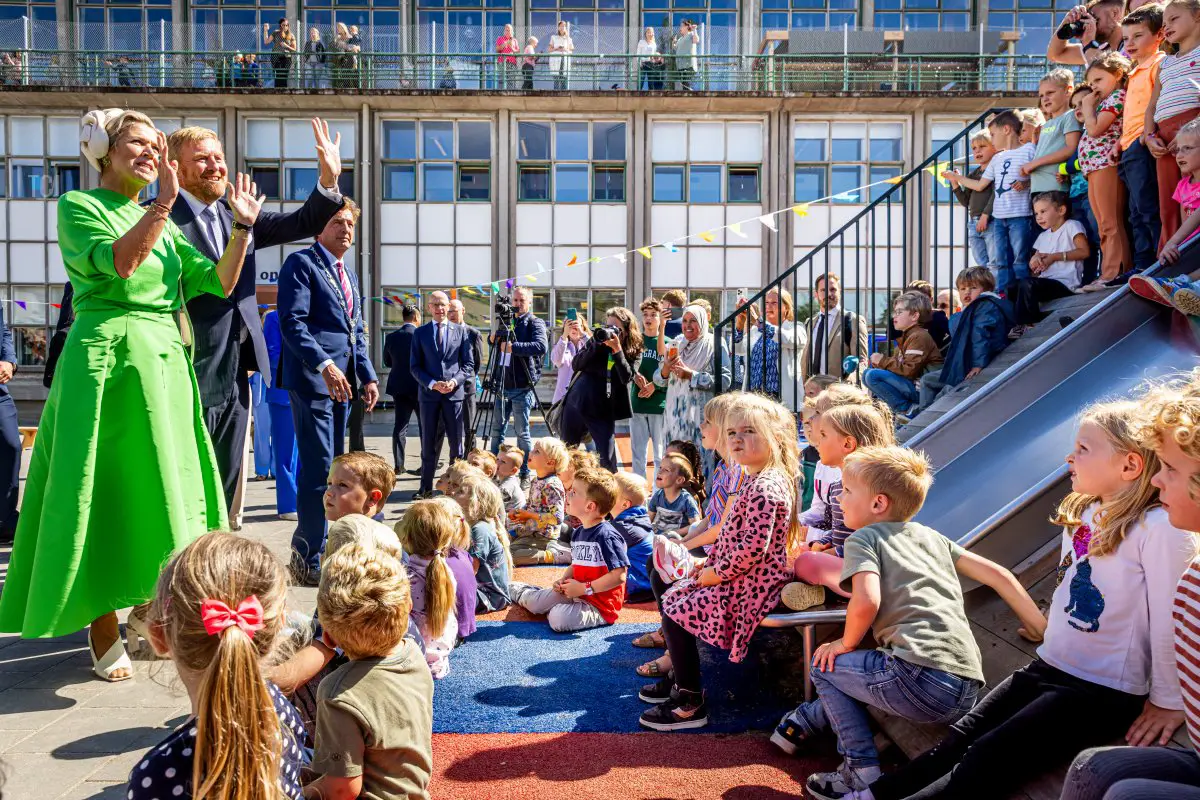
[125,605,160,658]
[89,627,133,683]
[632,628,666,649]
[636,656,671,678]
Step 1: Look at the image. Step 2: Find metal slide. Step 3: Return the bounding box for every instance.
[907,261,1200,573]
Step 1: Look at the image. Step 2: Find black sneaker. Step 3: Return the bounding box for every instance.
[289,552,320,588]
[638,673,676,704]
[638,689,708,731]
[1058,315,1076,329]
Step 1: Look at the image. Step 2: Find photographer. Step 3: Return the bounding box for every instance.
[560,307,642,472]
[1048,0,1127,66]
[488,286,547,485]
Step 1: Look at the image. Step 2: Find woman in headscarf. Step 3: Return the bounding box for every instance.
[741,287,807,413]
[654,304,730,455]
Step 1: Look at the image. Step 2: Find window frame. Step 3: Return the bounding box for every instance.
[791,119,906,205]
[379,118,493,204]
[514,119,628,205]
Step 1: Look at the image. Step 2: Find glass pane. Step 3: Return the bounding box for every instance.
[458,165,490,201]
[422,163,454,201]
[286,167,319,201]
[11,287,44,324]
[652,165,684,202]
[517,121,550,161]
[593,166,625,202]
[518,165,550,201]
[338,169,355,199]
[592,288,628,312]
[381,286,419,327]
[831,137,862,161]
[831,165,862,201]
[250,165,281,200]
[13,327,46,367]
[382,120,416,160]
[458,121,491,160]
[794,137,826,162]
[383,164,416,201]
[689,164,722,204]
[794,166,825,202]
[554,289,589,330]
[727,167,760,203]
[11,163,45,198]
[869,136,903,162]
[555,164,588,203]
[592,122,626,161]
[870,166,902,202]
[421,121,454,160]
[556,122,589,161]
[52,165,79,197]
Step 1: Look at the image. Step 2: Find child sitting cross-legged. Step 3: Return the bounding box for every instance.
[495,444,527,512]
[396,500,461,679]
[1007,190,1090,339]
[864,401,1197,800]
[508,468,630,633]
[128,533,308,800]
[648,453,703,536]
[611,471,655,603]
[507,437,570,565]
[304,541,434,800]
[452,473,514,613]
[770,447,1046,800]
[864,291,944,416]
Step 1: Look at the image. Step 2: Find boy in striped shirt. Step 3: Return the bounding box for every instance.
[1061,381,1200,800]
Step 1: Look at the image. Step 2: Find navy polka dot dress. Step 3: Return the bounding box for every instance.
[127,681,308,799]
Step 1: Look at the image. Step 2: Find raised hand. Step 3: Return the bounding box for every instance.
[155,130,179,206]
[227,173,265,226]
[312,117,343,190]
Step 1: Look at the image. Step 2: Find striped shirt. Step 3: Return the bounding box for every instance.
[1174,560,1200,746]
[1153,50,1200,123]
[706,460,749,527]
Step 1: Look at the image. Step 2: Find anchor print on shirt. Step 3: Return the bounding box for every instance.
[1063,557,1105,633]
[993,158,1015,198]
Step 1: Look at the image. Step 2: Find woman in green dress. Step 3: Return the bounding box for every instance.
[0,109,264,681]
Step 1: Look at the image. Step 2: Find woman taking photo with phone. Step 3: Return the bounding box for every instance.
[559,307,642,472]
[551,312,589,403]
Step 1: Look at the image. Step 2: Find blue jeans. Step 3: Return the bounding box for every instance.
[1118,139,1161,273]
[489,387,534,478]
[863,368,919,413]
[990,215,1034,294]
[783,650,980,770]
[968,216,997,267]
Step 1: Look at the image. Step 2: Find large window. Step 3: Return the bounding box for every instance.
[7,117,78,198]
[793,121,904,204]
[989,0,1076,54]
[380,120,492,203]
[530,0,625,54]
[651,120,763,204]
[78,1,172,54]
[640,0,737,55]
[243,117,356,200]
[516,120,626,203]
[873,0,969,31]
[0,0,57,50]
[190,0,283,54]
[417,0,511,55]
[304,4,402,54]
[760,0,858,33]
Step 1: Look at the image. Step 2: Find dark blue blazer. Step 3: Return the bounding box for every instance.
[171,185,343,408]
[383,323,419,398]
[277,243,378,399]
[261,310,290,406]
[409,320,475,403]
[0,305,16,398]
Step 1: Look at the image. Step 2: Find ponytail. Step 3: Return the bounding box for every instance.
[493,513,516,577]
[424,552,456,639]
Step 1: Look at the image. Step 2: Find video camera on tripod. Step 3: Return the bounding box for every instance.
[493,293,516,333]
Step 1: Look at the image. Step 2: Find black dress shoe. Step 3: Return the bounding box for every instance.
[288,553,320,587]
[406,469,422,476]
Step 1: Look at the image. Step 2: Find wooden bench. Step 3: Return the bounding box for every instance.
[760,605,848,702]
[18,426,36,450]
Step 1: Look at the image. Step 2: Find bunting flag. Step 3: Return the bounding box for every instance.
[636,247,652,259]
[491,281,501,293]
[728,222,746,238]
[567,253,577,267]
[14,301,25,310]
[613,253,626,264]
[665,242,679,253]
[924,161,952,188]
[536,262,546,273]
[832,192,859,202]
[526,274,538,282]
[448,288,458,300]
[758,215,777,232]
[792,204,809,218]
[699,231,715,243]
[885,175,904,184]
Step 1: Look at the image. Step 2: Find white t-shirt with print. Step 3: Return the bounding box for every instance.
[1033,219,1086,290]
[982,142,1035,219]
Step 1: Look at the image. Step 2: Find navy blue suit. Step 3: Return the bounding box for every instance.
[0,306,19,536]
[277,243,378,570]
[383,323,420,471]
[409,319,475,492]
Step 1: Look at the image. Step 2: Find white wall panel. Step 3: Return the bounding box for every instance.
[688,247,724,288]
[552,247,588,287]
[282,119,312,159]
[652,122,686,162]
[515,246,552,285]
[455,205,493,245]
[728,205,763,246]
[553,205,589,244]
[591,257,626,286]
[418,205,455,245]
[9,202,44,241]
[725,247,762,288]
[590,205,627,246]
[380,245,417,285]
[650,204,688,244]
[379,204,417,244]
[455,247,492,285]
[687,205,725,246]
[254,246,281,283]
[650,248,686,286]
[727,122,763,162]
[10,243,44,282]
[417,245,454,285]
[45,200,56,241]
[10,118,42,156]
[515,204,552,244]
[689,123,725,161]
[794,204,830,247]
[245,119,281,159]
[47,245,65,283]
[47,118,77,158]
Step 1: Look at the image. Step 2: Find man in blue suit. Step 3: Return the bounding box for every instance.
[0,306,19,544]
[410,291,475,497]
[383,303,421,473]
[277,200,379,585]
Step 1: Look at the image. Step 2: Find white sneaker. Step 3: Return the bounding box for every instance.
[279,512,299,521]
[805,762,880,800]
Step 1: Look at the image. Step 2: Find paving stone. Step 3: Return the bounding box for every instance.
[0,687,83,730]
[56,779,130,800]
[7,707,178,757]
[0,728,37,752]
[0,753,108,799]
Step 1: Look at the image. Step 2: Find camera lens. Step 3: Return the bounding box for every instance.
[1057,20,1086,40]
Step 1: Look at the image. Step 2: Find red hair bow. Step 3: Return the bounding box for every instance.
[200,595,265,638]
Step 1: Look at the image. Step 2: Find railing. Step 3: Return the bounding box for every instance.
[0,50,1051,93]
[712,108,1004,401]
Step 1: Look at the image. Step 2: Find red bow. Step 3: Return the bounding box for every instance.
[200,595,265,638]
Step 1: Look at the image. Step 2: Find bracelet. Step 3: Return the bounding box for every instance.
[231,220,252,232]
[150,201,172,216]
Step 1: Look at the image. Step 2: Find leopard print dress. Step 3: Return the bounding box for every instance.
[661,467,794,662]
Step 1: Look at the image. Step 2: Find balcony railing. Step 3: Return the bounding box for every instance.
[0,49,1052,94]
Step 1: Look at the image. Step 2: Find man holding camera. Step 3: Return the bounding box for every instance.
[674,19,700,91]
[1047,0,1127,66]
[488,286,547,485]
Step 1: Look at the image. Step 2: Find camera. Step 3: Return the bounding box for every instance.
[494,293,514,328]
[1057,18,1087,40]
[593,324,621,343]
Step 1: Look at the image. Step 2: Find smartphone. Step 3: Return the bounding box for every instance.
[566,308,578,322]
[735,288,749,306]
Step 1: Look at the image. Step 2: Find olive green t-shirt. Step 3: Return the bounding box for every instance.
[840,521,984,683]
[312,639,435,800]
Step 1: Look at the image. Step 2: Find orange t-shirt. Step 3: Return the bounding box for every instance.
[1122,51,1167,151]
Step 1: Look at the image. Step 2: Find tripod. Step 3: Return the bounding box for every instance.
[474,315,554,447]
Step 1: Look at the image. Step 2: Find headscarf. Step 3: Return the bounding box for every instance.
[675,303,714,376]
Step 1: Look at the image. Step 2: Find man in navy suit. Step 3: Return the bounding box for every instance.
[167,119,344,521]
[277,200,379,585]
[383,303,421,473]
[0,307,19,543]
[449,298,483,449]
[410,291,474,497]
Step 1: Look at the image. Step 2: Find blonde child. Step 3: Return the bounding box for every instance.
[771,447,1046,800]
[395,500,460,679]
[306,542,433,800]
[1019,108,1045,145]
[797,386,872,550]
[787,401,895,612]
[128,534,307,800]
[611,471,655,602]
[954,131,999,269]
[1077,52,1133,290]
[428,496,478,641]
[1160,118,1200,265]
[648,453,703,536]
[495,444,526,511]
[1021,69,1083,195]
[435,459,483,498]
[508,437,570,565]
[324,451,394,523]
[508,468,630,633]
[561,447,601,538]
[865,402,1197,800]
[637,395,798,732]
[1146,0,1200,247]
[466,448,497,477]
[453,473,514,613]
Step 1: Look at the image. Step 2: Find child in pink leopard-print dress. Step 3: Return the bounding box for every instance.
[637,394,798,732]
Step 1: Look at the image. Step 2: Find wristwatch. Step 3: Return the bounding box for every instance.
[232,220,253,232]
[1082,40,1102,52]
[585,582,594,596]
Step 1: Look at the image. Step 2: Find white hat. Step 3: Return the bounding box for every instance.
[79,108,126,172]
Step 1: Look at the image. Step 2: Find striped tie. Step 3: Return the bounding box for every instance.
[335,260,353,316]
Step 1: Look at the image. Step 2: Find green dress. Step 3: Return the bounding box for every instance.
[0,188,228,638]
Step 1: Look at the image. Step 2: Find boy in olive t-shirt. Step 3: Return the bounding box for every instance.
[306,542,435,800]
[771,446,1046,800]
[629,297,668,479]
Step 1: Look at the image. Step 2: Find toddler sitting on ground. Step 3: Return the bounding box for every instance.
[495,444,527,511]
[648,453,703,536]
[611,471,655,603]
[508,437,570,565]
